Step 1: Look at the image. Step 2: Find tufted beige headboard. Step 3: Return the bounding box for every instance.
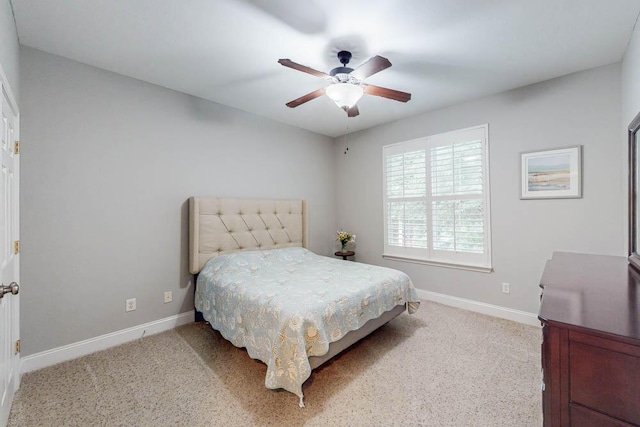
[189,197,308,274]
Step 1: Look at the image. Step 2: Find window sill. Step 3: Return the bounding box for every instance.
[382,254,493,273]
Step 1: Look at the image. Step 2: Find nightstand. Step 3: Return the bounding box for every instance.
[334,250,355,260]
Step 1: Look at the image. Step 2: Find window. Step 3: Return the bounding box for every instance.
[383,125,491,271]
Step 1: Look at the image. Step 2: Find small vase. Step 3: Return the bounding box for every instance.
[341,243,347,252]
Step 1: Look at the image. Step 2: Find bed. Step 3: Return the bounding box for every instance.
[189,197,420,406]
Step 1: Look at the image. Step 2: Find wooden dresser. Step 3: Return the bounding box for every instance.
[538,252,640,426]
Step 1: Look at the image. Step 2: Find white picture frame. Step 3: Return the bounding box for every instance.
[520,146,582,199]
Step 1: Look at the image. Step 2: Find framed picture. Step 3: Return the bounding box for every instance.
[520,146,582,199]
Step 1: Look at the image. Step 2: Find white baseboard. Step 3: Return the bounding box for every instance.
[21,293,537,373]
[415,289,540,327]
[21,311,195,374]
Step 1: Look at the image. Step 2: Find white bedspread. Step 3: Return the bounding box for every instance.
[195,247,420,406]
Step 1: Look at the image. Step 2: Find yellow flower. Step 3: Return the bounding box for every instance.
[336,230,355,245]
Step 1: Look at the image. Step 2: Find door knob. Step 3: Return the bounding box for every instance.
[0,282,19,298]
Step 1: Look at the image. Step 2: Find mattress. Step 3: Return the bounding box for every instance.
[194,247,420,406]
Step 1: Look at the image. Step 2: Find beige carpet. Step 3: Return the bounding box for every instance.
[9,302,542,426]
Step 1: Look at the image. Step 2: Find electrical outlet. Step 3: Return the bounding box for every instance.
[164,291,172,304]
[126,298,136,312]
[501,282,510,294]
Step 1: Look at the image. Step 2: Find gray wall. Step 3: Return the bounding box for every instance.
[18,33,632,355]
[333,64,623,315]
[0,7,19,345]
[0,0,19,103]
[620,19,640,260]
[20,47,336,356]
[621,16,640,250]
[622,15,640,126]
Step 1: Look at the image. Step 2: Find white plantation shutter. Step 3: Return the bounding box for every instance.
[431,138,484,254]
[385,149,428,250]
[383,125,491,270]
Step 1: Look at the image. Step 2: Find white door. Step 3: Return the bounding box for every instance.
[0,81,20,426]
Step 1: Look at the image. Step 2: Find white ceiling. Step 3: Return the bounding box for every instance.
[11,0,640,137]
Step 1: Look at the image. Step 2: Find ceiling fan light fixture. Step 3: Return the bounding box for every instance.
[279,52,409,116]
[325,83,364,110]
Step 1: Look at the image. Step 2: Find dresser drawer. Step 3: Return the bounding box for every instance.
[570,403,636,427]
[569,336,640,425]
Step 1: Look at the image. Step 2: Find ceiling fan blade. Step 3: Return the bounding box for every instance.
[278,59,331,79]
[347,105,359,117]
[363,84,411,103]
[351,55,392,80]
[285,88,326,108]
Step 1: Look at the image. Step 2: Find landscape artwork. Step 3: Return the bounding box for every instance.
[520,146,581,199]
[527,154,570,191]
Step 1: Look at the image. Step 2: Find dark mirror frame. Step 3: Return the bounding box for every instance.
[629,110,640,270]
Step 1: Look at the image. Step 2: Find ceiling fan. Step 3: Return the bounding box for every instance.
[278,51,411,117]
